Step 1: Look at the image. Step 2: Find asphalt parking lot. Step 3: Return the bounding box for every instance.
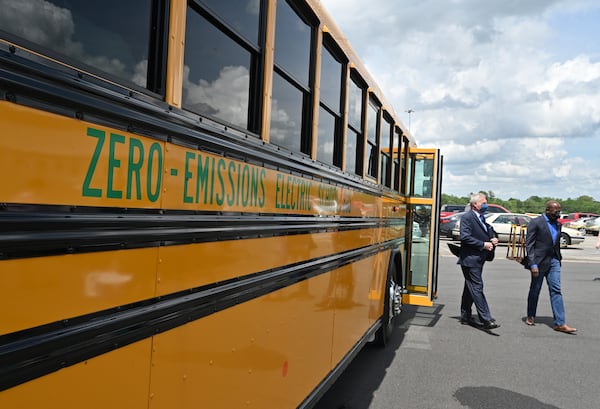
[314,236,600,409]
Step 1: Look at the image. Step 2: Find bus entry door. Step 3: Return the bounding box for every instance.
[403,148,442,306]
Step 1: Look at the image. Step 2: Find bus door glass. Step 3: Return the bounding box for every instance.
[403,148,442,306]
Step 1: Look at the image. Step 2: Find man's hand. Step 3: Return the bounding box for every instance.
[530,266,539,278]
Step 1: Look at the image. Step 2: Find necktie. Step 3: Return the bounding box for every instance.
[480,214,487,229]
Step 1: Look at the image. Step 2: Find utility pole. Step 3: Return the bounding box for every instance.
[405,109,414,133]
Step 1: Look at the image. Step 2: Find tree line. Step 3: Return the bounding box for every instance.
[442,192,600,215]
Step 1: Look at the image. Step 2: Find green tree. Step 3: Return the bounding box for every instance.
[440,193,600,214]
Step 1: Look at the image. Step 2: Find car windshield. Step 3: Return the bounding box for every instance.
[489,214,531,225]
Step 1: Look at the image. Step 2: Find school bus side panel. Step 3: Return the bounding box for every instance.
[0,250,158,336]
[0,340,152,409]
[153,231,382,296]
[147,274,335,409]
[330,250,388,366]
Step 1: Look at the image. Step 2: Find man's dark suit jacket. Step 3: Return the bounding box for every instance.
[525,214,562,272]
[458,210,495,267]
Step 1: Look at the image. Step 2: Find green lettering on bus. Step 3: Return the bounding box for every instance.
[285,175,292,209]
[209,157,216,205]
[83,127,105,198]
[183,151,195,203]
[241,164,249,207]
[126,137,144,200]
[107,133,125,199]
[215,158,226,206]
[146,142,162,202]
[227,161,236,206]
[250,167,259,207]
[259,169,266,207]
[298,179,304,209]
[196,154,210,204]
[275,174,283,209]
[235,163,241,206]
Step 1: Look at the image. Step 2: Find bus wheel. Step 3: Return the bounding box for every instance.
[374,272,401,347]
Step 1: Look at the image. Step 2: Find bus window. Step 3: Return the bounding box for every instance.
[381,115,393,187]
[183,2,260,131]
[346,73,365,176]
[271,72,305,152]
[199,0,261,44]
[316,41,343,167]
[0,0,159,92]
[408,204,432,292]
[410,153,434,198]
[317,106,337,165]
[345,127,360,175]
[366,97,380,180]
[319,42,342,112]
[401,135,409,194]
[271,0,313,154]
[392,128,402,192]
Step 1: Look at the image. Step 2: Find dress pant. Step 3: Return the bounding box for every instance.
[460,264,492,322]
[527,258,566,326]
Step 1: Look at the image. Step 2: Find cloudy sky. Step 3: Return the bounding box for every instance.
[320,0,600,201]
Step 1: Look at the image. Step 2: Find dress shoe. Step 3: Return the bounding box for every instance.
[525,317,535,326]
[483,320,500,329]
[554,324,577,333]
[460,317,476,325]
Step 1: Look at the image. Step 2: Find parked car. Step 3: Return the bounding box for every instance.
[558,212,599,225]
[587,217,600,236]
[440,203,509,219]
[564,216,596,233]
[452,213,585,247]
[486,203,510,214]
[439,211,466,238]
[440,204,466,218]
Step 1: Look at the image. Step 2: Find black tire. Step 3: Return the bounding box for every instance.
[559,232,570,248]
[374,269,395,347]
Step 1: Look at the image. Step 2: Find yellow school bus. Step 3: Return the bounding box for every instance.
[0,0,441,407]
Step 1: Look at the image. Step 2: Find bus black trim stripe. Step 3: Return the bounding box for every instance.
[0,208,404,260]
[0,240,400,392]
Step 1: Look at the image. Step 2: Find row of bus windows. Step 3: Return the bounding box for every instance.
[0,0,409,192]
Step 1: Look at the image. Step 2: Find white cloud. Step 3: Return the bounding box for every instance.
[321,0,600,200]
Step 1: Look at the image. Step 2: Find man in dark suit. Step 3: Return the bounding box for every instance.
[524,200,576,333]
[458,193,500,329]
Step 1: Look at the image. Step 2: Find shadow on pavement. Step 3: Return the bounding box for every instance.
[454,386,560,409]
[313,304,444,409]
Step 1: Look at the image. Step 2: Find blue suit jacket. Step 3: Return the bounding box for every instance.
[525,214,562,272]
[458,210,495,267]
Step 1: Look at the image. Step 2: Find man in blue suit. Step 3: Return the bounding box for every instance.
[524,200,576,333]
[458,193,500,329]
